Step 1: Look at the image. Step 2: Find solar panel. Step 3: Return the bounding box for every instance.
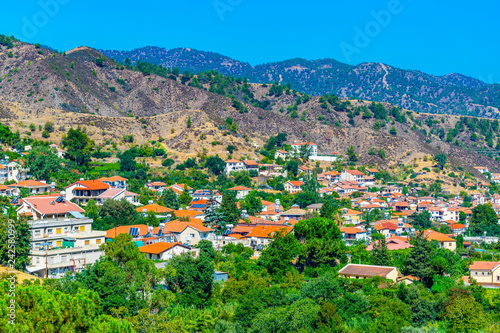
[69,211,86,219]
[191,204,206,208]
[129,227,139,237]
[56,196,64,203]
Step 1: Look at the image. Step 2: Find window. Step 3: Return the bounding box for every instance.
[34,230,41,236]
[56,241,62,247]
[96,239,101,244]
[85,240,90,246]
[190,234,195,238]
[47,229,53,234]
[79,226,85,232]
[56,228,62,234]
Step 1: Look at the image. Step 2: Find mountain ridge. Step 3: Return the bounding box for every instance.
[99,46,500,117]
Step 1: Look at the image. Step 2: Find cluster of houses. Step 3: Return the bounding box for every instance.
[9,145,500,285]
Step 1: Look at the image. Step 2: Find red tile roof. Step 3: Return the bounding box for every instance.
[245,225,293,238]
[22,196,84,215]
[138,242,186,254]
[69,180,110,191]
[229,186,251,191]
[136,204,174,213]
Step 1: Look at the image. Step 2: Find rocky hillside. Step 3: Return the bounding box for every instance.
[100,46,500,117]
[0,37,498,175]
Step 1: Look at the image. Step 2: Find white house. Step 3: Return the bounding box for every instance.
[225,159,246,175]
[284,180,304,193]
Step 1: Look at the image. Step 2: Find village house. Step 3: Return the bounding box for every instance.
[340,227,368,246]
[290,142,318,157]
[10,180,53,195]
[245,225,294,251]
[138,242,196,260]
[468,261,500,286]
[17,195,85,220]
[341,208,363,225]
[229,186,251,199]
[99,176,128,189]
[146,181,167,192]
[281,205,308,222]
[225,159,246,175]
[341,170,365,183]
[424,230,457,251]
[284,180,304,193]
[65,179,111,205]
[338,264,399,282]
[161,220,215,246]
[274,150,288,160]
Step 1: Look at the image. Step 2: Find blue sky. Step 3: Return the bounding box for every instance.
[2,0,499,83]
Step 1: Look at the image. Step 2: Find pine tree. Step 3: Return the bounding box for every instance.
[401,232,433,287]
[186,116,192,128]
[219,193,240,226]
[372,238,390,266]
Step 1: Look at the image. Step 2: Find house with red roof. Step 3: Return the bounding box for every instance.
[138,242,195,260]
[160,220,214,246]
[225,159,246,175]
[246,225,294,251]
[170,183,193,196]
[17,195,85,220]
[228,186,251,199]
[291,142,318,157]
[9,180,53,195]
[468,260,500,286]
[99,176,128,189]
[65,179,110,205]
[341,170,365,183]
[284,180,304,194]
[340,227,368,245]
[146,181,167,192]
[274,150,288,160]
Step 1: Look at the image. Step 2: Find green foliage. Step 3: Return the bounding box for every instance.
[61,128,95,167]
[0,215,30,270]
[469,204,500,236]
[401,232,434,287]
[94,199,140,230]
[434,153,447,169]
[346,145,358,162]
[25,146,63,180]
[205,155,225,175]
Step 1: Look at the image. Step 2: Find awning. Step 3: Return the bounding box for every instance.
[26,266,46,273]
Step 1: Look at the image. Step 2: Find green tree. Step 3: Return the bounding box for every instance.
[320,200,337,219]
[411,210,432,229]
[85,199,100,221]
[96,199,141,230]
[44,121,54,133]
[186,116,192,128]
[61,128,95,167]
[25,146,62,180]
[435,153,447,169]
[445,295,487,333]
[164,252,214,306]
[240,191,263,216]
[285,160,299,177]
[294,217,345,273]
[372,238,390,266]
[260,230,300,281]
[219,193,240,226]
[389,126,397,135]
[119,152,136,172]
[205,155,225,175]
[161,188,179,210]
[178,186,192,206]
[469,204,500,236]
[233,171,252,187]
[346,145,358,162]
[401,232,434,287]
[0,215,30,270]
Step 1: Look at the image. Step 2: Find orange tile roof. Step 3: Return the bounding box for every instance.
[425,230,455,242]
[136,204,174,214]
[229,186,251,191]
[226,159,241,163]
[340,227,365,234]
[70,180,110,191]
[342,208,362,216]
[138,242,185,254]
[228,233,245,239]
[470,261,500,271]
[173,209,203,218]
[148,182,167,186]
[231,225,255,233]
[346,170,364,176]
[11,180,50,188]
[163,220,214,233]
[245,225,293,238]
[450,223,467,230]
[22,196,84,215]
[287,181,305,186]
[99,176,128,182]
[106,225,149,239]
[366,168,379,173]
